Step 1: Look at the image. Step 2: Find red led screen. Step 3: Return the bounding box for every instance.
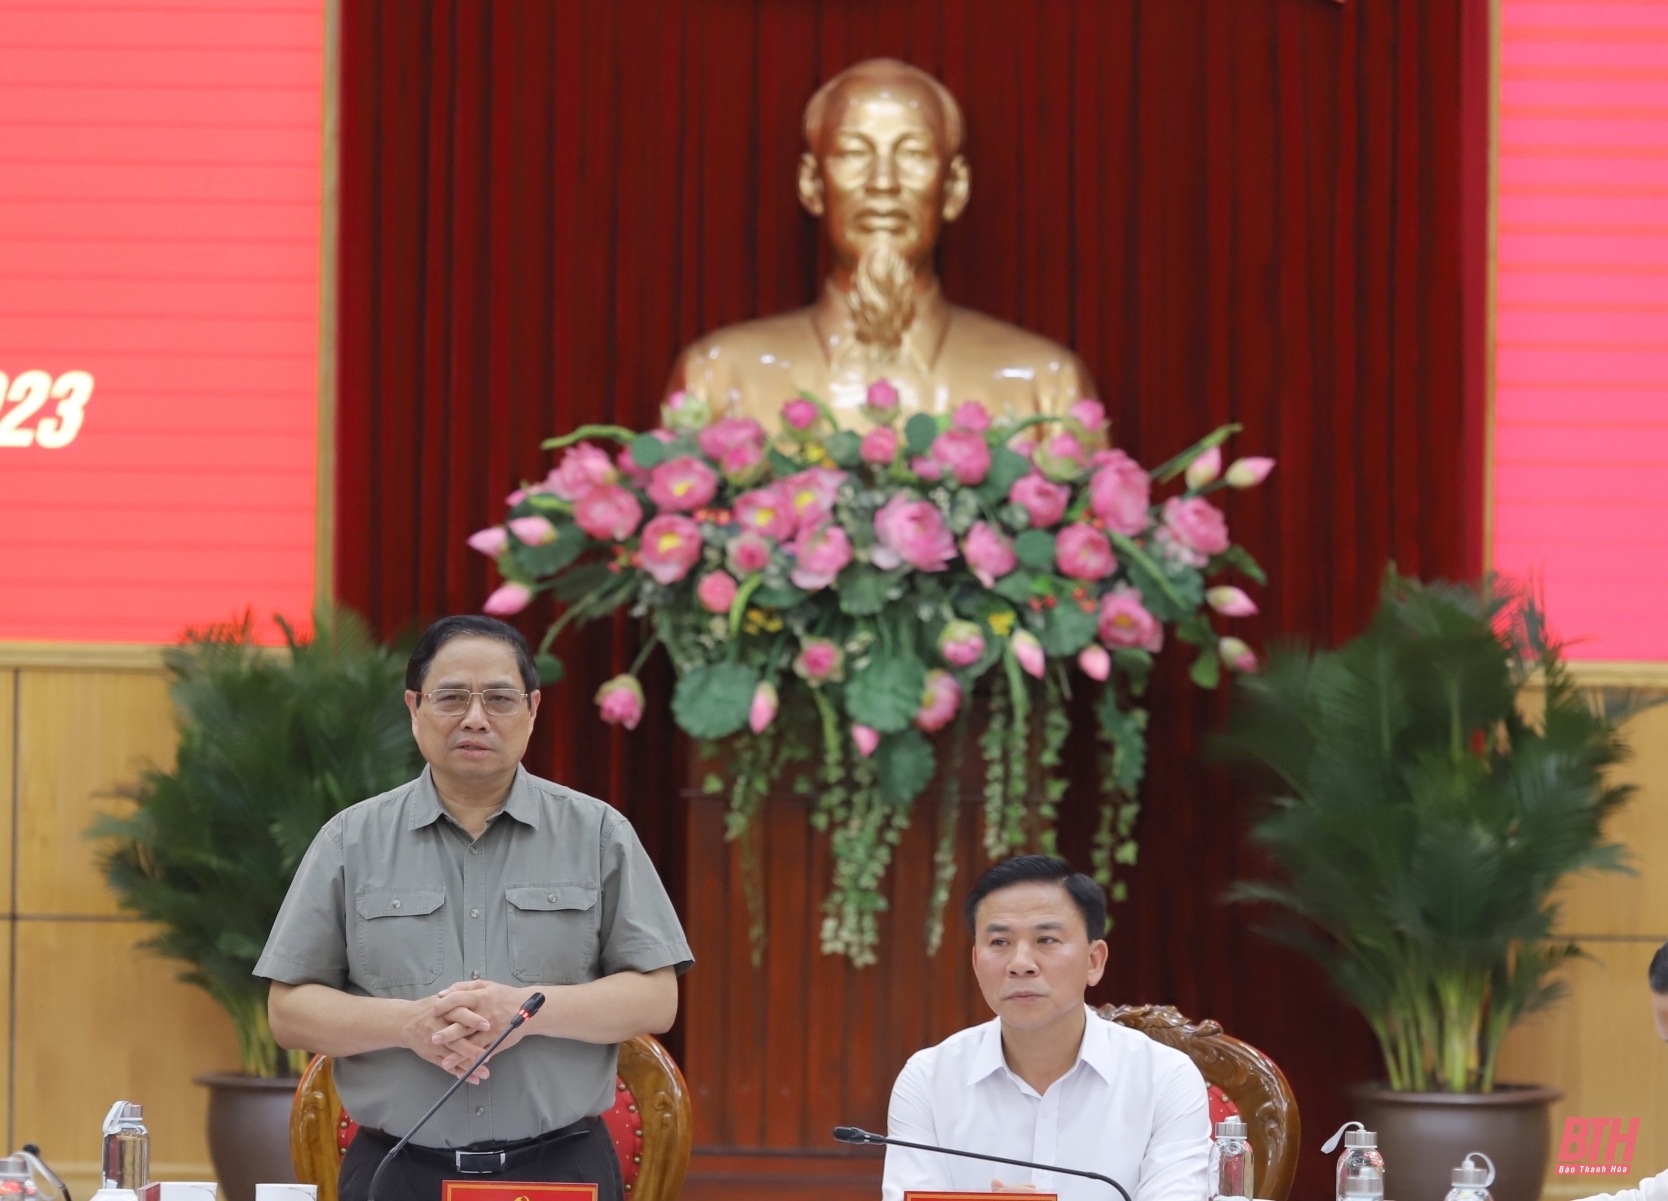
[1493,1,1668,662]
[0,0,323,644]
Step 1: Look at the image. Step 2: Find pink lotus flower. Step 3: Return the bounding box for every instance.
[661,389,712,434]
[594,674,645,730]
[783,468,847,529]
[1226,456,1276,488]
[861,426,898,465]
[1185,445,1222,490]
[1162,496,1230,566]
[1206,586,1258,617]
[548,442,618,500]
[483,582,532,616]
[914,670,962,733]
[1009,437,1035,461]
[697,570,739,614]
[864,378,900,422]
[1220,636,1259,674]
[1011,630,1046,679]
[911,455,943,481]
[573,484,643,542]
[938,620,986,668]
[750,681,779,734]
[726,532,773,575]
[507,515,558,546]
[637,513,702,584]
[930,427,991,486]
[1098,585,1163,653]
[873,495,956,573]
[1088,450,1152,536]
[1009,472,1071,528]
[505,487,529,506]
[790,523,853,590]
[962,522,1017,587]
[782,398,820,434]
[734,484,796,540]
[647,457,718,512]
[1078,645,1111,681]
[1034,433,1089,481]
[851,723,881,757]
[1069,399,1108,435]
[697,416,767,463]
[720,439,767,485]
[468,526,509,556]
[793,637,845,683]
[1055,522,1116,581]
[952,401,990,433]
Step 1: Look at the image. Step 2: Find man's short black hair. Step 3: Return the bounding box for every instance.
[406,615,540,693]
[1649,941,1668,994]
[963,854,1108,941]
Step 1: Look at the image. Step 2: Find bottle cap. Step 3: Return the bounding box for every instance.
[102,1101,144,1134]
[0,1155,30,1181]
[1452,1153,1496,1188]
[1216,1118,1249,1139]
[1344,1129,1376,1149]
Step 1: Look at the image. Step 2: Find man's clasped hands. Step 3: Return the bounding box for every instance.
[400,979,535,1083]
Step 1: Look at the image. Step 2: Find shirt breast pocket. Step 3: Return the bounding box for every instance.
[506,884,597,984]
[354,888,447,989]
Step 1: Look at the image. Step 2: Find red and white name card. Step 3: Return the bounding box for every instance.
[443,1184,599,1201]
[906,1193,1060,1201]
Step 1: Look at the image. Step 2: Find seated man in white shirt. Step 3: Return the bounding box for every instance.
[1572,939,1668,1201]
[882,855,1210,1201]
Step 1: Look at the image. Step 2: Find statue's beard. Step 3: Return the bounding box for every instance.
[847,242,916,356]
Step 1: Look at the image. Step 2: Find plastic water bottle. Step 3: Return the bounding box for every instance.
[1322,1121,1385,1201]
[101,1101,149,1191]
[1208,1117,1255,1201]
[1446,1152,1496,1201]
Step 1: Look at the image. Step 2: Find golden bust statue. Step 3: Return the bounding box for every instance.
[666,58,1095,424]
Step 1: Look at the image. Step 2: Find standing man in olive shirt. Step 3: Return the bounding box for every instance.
[256,616,693,1201]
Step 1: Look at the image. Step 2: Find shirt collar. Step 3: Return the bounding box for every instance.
[407,765,541,831]
[967,1005,1114,1089]
[811,276,952,376]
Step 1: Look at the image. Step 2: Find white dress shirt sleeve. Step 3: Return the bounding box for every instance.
[1132,1050,1211,1201]
[882,1051,946,1201]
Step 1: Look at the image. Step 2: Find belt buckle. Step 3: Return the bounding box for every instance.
[455,1149,507,1174]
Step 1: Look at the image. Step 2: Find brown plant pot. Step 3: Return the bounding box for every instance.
[196,1073,300,1201]
[1351,1082,1563,1201]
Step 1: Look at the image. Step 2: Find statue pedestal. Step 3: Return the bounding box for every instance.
[679,768,993,1201]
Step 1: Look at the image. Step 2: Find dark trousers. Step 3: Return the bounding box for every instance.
[339,1118,623,1201]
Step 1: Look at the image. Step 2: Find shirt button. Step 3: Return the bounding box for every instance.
[391,900,401,910]
[547,893,556,902]
[469,846,479,855]
[471,908,480,918]
[475,1107,485,1116]
[471,971,481,980]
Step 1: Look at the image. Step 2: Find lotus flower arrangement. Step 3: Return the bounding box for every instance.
[473,386,1274,964]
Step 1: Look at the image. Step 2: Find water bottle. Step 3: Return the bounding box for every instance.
[1322,1121,1385,1201]
[101,1101,149,1191]
[0,1154,39,1196]
[1208,1117,1255,1201]
[1446,1152,1496,1201]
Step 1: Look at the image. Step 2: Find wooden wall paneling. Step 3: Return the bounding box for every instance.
[0,669,13,1150]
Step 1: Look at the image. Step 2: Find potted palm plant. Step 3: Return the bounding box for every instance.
[1222,572,1650,1201]
[91,608,419,1201]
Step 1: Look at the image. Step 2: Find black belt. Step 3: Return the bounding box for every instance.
[359,1115,597,1174]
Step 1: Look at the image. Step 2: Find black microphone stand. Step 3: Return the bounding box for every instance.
[833,1126,1133,1201]
[367,992,547,1201]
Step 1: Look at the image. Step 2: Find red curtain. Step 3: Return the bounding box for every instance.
[337,3,1482,1197]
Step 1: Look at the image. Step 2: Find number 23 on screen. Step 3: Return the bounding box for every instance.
[0,370,93,449]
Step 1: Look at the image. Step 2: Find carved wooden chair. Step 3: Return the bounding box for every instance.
[290,1035,693,1201]
[1099,1004,1301,1201]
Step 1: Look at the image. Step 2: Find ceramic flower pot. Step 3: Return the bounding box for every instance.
[1351,1081,1563,1201]
[196,1073,301,1201]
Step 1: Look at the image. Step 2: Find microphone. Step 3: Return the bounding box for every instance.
[832,1126,1133,1201]
[367,992,547,1201]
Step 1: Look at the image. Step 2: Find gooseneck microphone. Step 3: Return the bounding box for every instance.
[832,1125,1133,1201]
[367,992,547,1201]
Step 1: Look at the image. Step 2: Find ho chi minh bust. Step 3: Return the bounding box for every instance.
[666,58,1094,425]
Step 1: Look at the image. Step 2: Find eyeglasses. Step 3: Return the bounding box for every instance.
[420,689,530,718]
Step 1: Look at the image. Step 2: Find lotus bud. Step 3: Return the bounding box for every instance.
[507,515,558,546]
[1219,636,1259,674]
[467,526,509,556]
[594,673,646,730]
[938,620,986,668]
[749,681,779,734]
[863,378,900,424]
[1185,446,1222,490]
[851,723,881,757]
[661,389,712,435]
[1225,456,1276,488]
[697,571,739,614]
[781,398,820,437]
[1078,644,1111,681]
[1011,629,1046,679]
[1206,586,1258,617]
[483,583,532,616]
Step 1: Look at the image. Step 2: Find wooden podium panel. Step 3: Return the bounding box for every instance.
[681,782,993,1201]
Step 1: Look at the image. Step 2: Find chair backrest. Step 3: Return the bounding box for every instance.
[290,1034,693,1201]
[1097,1003,1301,1201]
